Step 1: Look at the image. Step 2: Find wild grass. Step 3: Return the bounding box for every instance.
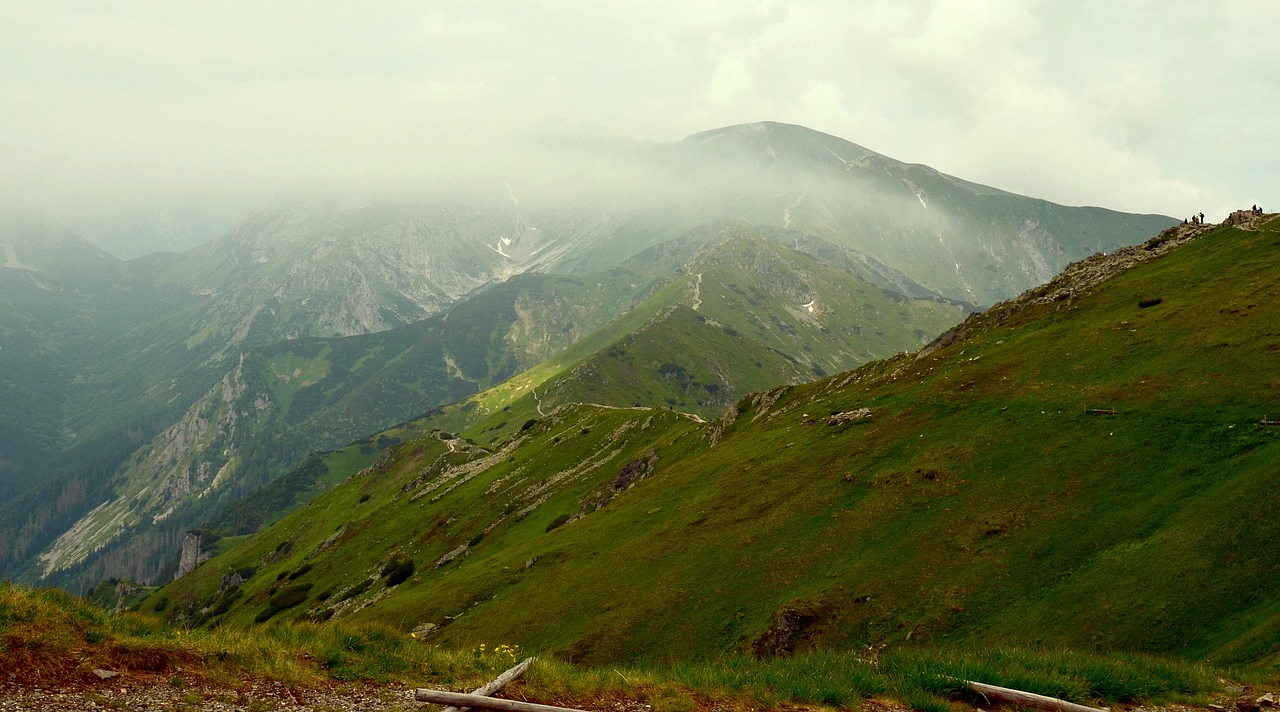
[1,583,461,686]
[650,649,1221,709]
[3,582,1233,708]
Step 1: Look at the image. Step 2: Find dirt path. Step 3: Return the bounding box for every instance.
[782,186,809,228]
[583,402,705,424]
[690,272,703,311]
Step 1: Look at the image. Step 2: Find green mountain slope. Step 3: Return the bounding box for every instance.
[0,213,211,571]
[129,226,961,579]
[2,121,1173,592]
[357,226,966,456]
[0,214,133,494]
[25,253,692,589]
[1,120,1172,446]
[149,217,1280,668]
[500,228,969,426]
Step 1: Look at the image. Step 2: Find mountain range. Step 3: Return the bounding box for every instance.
[0,122,1174,591]
[149,214,1280,668]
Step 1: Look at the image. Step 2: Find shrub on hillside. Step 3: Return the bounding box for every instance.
[268,583,313,610]
[210,587,243,616]
[381,557,415,587]
[338,579,373,602]
[256,583,314,623]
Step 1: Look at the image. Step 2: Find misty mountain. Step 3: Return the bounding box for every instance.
[650,122,1175,304]
[0,121,1172,589]
[29,226,967,588]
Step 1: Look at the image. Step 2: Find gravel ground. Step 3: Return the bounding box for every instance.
[0,673,422,711]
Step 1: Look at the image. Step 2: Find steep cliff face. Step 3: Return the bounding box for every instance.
[154,204,503,349]
[36,355,270,579]
[174,532,209,581]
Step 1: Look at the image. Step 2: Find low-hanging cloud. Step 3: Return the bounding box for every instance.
[1,0,1274,251]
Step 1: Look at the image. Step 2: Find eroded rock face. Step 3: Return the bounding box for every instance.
[217,571,246,594]
[173,531,209,581]
[578,451,660,514]
[752,606,821,657]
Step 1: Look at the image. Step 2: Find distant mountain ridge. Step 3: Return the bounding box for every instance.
[32,226,968,587]
[0,121,1173,588]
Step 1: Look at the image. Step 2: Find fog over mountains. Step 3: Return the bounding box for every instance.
[0,122,1173,590]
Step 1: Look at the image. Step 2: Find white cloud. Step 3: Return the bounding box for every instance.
[0,0,1275,221]
[706,49,754,107]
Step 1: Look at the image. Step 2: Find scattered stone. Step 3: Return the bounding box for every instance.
[433,543,470,568]
[753,605,820,656]
[411,622,437,636]
[92,669,119,680]
[1259,694,1275,707]
[828,408,872,425]
[4,674,421,710]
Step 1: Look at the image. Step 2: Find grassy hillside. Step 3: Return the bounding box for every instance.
[422,228,969,445]
[148,219,1280,670]
[1,583,1233,711]
[186,228,967,544]
[25,244,699,590]
[4,121,1173,592]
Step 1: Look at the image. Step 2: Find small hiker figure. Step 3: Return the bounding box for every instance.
[1199,212,1205,223]
[1191,214,1199,225]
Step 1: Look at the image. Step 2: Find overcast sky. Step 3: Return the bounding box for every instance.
[2,0,1275,238]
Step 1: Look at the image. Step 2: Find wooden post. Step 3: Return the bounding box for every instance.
[435,658,534,712]
[965,680,1109,712]
[413,689,589,712]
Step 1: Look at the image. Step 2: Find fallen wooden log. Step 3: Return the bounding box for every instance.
[440,660,535,706]
[965,679,1109,712]
[413,689,589,712]
[437,657,534,712]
